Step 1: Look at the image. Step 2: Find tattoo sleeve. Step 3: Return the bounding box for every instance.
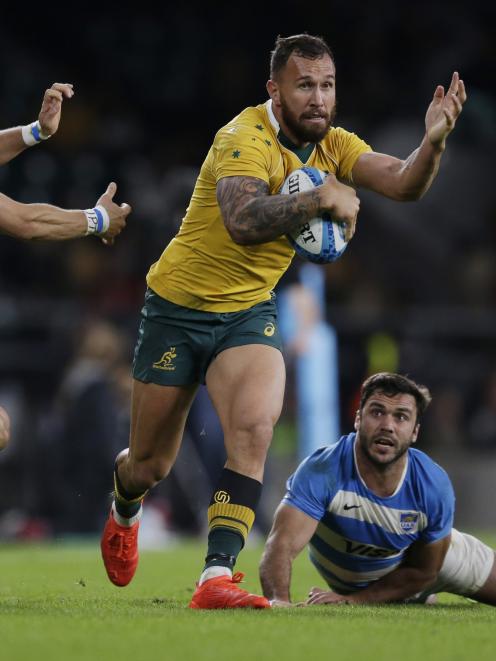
[217,176,322,245]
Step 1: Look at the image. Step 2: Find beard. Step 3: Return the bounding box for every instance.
[279,97,336,144]
[358,427,412,470]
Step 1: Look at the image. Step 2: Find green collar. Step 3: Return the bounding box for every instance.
[277,130,315,163]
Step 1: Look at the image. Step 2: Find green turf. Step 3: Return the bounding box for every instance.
[1,535,495,661]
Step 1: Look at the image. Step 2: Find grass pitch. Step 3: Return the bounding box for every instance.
[1,536,495,661]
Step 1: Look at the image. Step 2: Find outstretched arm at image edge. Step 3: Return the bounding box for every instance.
[0,183,131,242]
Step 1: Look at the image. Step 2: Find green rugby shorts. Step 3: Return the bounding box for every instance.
[132,288,282,386]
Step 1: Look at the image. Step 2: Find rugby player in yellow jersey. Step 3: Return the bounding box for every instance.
[100,34,466,608]
[0,82,131,243]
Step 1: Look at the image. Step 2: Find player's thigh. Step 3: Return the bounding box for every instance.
[130,289,215,463]
[472,552,496,606]
[435,529,495,602]
[129,378,198,464]
[206,344,286,439]
[132,289,213,386]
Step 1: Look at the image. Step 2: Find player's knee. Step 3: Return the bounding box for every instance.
[129,457,173,489]
[234,419,274,456]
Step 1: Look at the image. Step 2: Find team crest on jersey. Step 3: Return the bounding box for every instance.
[400,512,419,532]
[152,347,177,371]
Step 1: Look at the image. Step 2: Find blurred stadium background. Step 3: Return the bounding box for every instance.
[0,2,495,544]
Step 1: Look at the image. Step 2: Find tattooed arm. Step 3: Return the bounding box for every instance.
[217,174,360,246]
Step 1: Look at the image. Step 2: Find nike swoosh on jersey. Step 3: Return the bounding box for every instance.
[329,490,427,535]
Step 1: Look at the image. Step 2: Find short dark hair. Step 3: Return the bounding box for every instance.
[270,33,334,79]
[359,372,432,422]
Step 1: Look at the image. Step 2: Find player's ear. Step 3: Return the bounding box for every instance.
[411,423,420,444]
[354,410,360,431]
[267,79,280,105]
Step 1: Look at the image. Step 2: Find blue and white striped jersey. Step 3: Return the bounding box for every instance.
[283,433,455,594]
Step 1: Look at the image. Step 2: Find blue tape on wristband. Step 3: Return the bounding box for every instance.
[31,122,41,143]
[94,207,104,234]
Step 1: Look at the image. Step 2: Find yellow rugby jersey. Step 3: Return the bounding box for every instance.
[147,100,372,312]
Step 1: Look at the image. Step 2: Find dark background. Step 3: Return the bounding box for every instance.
[0,2,495,537]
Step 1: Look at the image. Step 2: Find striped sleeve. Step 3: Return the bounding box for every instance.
[283,447,336,521]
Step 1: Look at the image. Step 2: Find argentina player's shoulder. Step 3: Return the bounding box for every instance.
[407,446,455,506]
[291,434,354,487]
[284,438,352,520]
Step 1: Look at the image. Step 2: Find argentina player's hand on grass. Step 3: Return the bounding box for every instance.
[95,182,132,245]
[306,587,350,605]
[38,83,74,137]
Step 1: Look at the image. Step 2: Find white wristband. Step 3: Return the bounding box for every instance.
[21,121,51,146]
[84,205,110,235]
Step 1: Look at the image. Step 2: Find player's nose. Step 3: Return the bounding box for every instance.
[311,89,324,106]
[379,415,395,430]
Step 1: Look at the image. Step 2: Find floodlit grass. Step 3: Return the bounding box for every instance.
[1,535,495,661]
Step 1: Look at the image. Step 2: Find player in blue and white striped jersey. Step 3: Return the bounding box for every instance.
[260,373,496,606]
[0,83,130,242]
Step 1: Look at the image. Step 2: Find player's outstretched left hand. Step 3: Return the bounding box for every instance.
[38,83,75,137]
[96,182,132,245]
[0,406,11,450]
[425,72,466,149]
[306,586,349,605]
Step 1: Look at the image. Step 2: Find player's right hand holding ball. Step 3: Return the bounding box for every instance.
[318,174,360,242]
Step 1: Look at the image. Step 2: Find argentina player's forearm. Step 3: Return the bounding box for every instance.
[259,540,293,602]
[0,406,10,450]
[259,505,316,603]
[346,565,438,604]
[0,127,29,166]
[217,175,323,245]
[0,195,87,240]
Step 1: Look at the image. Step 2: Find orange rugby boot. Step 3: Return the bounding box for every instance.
[100,507,140,587]
[189,572,271,609]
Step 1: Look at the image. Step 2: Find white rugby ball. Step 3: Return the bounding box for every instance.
[281,167,348,263]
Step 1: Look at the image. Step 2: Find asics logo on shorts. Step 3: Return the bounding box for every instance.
[264,322,275,337]
[152,347,177,371]
[214,490,231,504]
